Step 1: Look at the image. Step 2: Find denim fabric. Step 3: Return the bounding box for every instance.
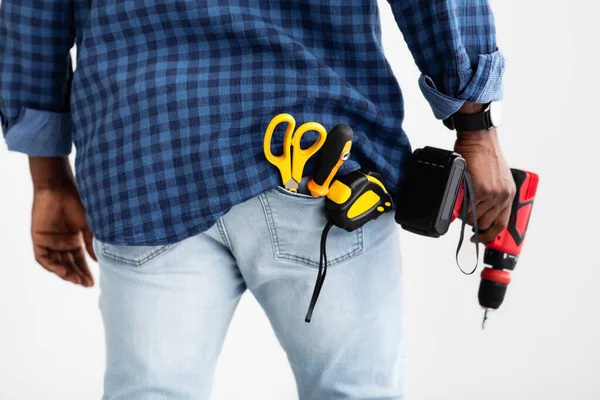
[94,188,405,400]
[1,0,503,245]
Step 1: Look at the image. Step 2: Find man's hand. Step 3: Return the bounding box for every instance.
[29,157,96,287]
[453,104,516,244]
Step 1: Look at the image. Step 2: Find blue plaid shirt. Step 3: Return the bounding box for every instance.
[0,0,503,245]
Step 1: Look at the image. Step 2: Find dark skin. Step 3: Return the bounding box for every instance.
[454,102,516,244]
[29,157,96,287]
[28,103,515,287]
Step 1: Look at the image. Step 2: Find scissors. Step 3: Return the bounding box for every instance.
[264,113,327,192]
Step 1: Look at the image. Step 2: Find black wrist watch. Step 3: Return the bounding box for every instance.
[443,102,502,131]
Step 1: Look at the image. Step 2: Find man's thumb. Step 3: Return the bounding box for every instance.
[82,227,97,262]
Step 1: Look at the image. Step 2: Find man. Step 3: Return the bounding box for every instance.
[0,1,515,399]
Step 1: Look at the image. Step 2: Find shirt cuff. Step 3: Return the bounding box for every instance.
[419,49,505,120]
[2,108,73,156]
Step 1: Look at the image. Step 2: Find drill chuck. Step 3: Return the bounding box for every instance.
[484,248,518,271]
[478,267,511,310]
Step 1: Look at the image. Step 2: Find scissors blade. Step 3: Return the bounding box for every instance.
[283,179,299,192]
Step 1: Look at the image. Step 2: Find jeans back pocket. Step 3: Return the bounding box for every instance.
[260,187,364,268]
[93,238,177,268]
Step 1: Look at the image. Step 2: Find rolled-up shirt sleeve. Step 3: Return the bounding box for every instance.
[0,0,75,156]
[387,0,505,120]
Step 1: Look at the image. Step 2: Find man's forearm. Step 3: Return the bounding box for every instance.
[29,157,75,190]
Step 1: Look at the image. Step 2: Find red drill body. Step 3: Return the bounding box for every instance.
[452,169,539,311]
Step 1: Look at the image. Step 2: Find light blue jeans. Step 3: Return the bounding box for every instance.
[93,187,405,400]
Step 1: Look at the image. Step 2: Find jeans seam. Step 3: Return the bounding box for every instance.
[258,192,281,260]
[216,217,233,250]
[100,243,176,267]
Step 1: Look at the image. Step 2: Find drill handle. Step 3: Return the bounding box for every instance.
[478,169,539,312]
[489,169,539,257]
[451,168,539,256]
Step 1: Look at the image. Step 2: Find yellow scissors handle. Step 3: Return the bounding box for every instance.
[291,122,327,184]
[264,113,296,187]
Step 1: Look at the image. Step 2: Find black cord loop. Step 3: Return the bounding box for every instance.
[305,220,334,323]
[455,170,480,275]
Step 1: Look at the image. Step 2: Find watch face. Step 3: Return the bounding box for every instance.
[489,102,503,127]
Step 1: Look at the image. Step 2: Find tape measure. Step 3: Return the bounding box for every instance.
[305,169,393,323]
[325,170,393,232]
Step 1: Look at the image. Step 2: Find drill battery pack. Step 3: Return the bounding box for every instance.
[395,146,466,237]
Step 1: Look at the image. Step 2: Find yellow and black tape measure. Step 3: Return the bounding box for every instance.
[325,170,393,232]
[305,169,393,323]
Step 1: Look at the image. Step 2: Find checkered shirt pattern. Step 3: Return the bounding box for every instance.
[0,0,503,245]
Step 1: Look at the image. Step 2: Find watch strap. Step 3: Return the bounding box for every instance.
[443,103,493,131]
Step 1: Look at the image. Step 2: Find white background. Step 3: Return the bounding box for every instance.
[1,0,598,399]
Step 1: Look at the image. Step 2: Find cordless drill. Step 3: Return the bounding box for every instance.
[395,147,539,327]
[452,168,539,326]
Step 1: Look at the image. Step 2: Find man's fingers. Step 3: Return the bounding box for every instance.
[476,206,503,232]
[474,205,512,244]
[466,199,493,227]
[49,251,70,278]
[63,251,86,285]
[37,257,80,285]
[33,237,94,287]
[35,253,67,277]
[82,228,97,262]
[34,249,82,285]
[466,185,513,227]
[70,249,95,287]
[54,252,82,285]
